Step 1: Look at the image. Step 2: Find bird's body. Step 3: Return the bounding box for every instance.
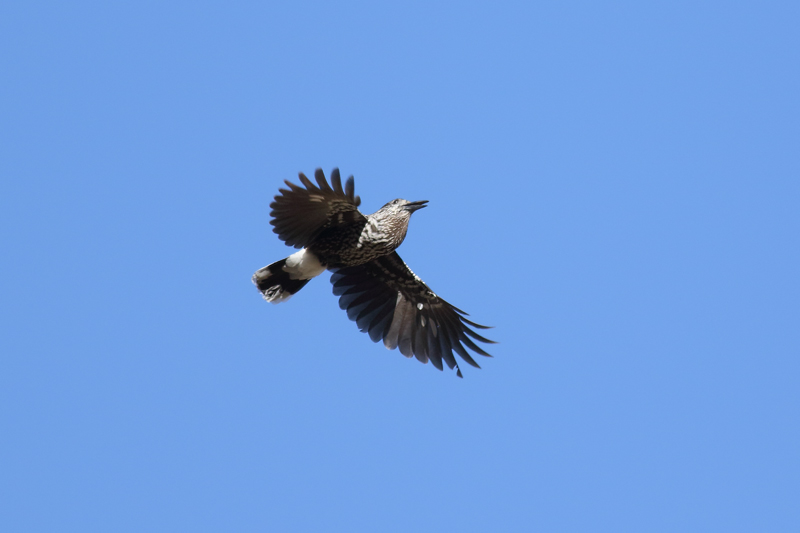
[308,203,412,268]
[253,168,494,377]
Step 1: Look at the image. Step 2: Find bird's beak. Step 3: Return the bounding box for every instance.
[405,200,428,213]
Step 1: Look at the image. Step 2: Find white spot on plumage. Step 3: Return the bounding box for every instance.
[284,248,325,280]
[265,285,294,304]
[358,219,383,248]
[252,266,295,304]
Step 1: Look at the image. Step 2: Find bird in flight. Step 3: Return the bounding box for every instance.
[253,168,495,377]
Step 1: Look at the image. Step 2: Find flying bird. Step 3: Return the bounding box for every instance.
[252,168,495,377]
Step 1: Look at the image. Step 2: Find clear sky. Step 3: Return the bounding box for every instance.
[1,1,798,531]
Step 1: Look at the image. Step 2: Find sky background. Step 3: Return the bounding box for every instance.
[1,1,798,531]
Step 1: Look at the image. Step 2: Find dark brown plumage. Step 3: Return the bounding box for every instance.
[253,168,495,377]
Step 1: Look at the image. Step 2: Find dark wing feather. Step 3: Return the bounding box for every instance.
[270,168,364,248]
[330,252,495,377]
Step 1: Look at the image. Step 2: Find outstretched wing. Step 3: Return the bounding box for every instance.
[270,168,365,249]
[330,252,496,377]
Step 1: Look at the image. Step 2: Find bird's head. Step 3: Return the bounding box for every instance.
[371,199,428,249]
[379,198,428,216]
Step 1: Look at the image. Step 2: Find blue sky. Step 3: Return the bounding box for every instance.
[1,1,798,531]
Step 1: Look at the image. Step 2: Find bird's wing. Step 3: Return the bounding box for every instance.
[270,168,365,249]
[330,252,495,377]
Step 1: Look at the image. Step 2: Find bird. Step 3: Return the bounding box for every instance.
[252,168,495,377]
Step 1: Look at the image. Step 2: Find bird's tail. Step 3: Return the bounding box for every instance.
[252,259,311,303]
[252,249,326,304]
